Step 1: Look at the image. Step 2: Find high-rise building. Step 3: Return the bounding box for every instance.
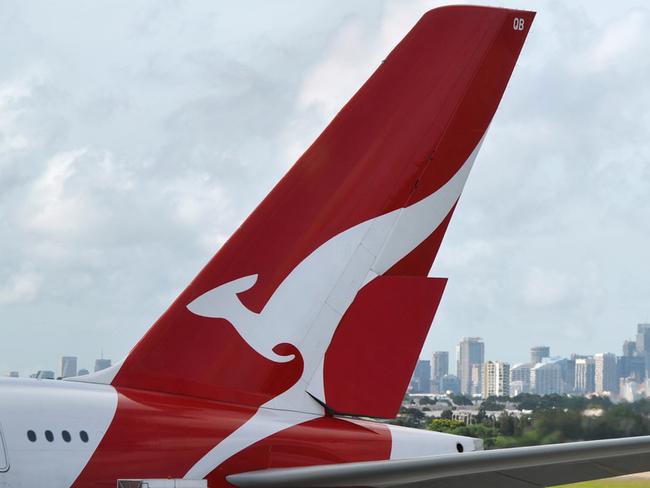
[637,324,650,380]
[594,353,618,394]
[441,374,460,394]
[574,357,595,394]
[531,358,563,395]
[483,361,510,398]
[510,363,531,394]
[623,340,637,357]
[531,346,550,365]
[410,359,431,393]
[6,371,19,378]
[560,358,576,393]
[431,351,449,393]
[471,363,483,396]
[77,369,90,376]
[620,377,641,402]
[94,358,112,372]
[457,337,484,395]
[618,355,645,383]
[60,356,77,378]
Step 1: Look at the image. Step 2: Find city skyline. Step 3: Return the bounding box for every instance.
[6,320,649,379]
[409,320,650,401]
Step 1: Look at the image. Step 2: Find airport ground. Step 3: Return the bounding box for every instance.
[562,473,650,487]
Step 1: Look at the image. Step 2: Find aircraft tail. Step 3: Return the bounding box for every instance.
[78,6,534,418]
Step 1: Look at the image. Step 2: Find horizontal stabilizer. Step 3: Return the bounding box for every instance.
[307,276,446,418]
[228,435,650,488]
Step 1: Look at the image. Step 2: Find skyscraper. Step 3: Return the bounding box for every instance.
[471,363,483,396]
[60,356,77,378]
[431,351,449,393]
[441,374,460,394]
[94,358,112,372]
[618,355,645,383]
[510,363,532,394]
[574,357,595,394]
[623,340,637,357]
[531,358,563,395]
[635,324,650,355]
[457,337,484,395]
[594,353,618,394]
[410,359,431,393]
[636,324,650,380]
[531,346,550,365]
[483,361,510,398]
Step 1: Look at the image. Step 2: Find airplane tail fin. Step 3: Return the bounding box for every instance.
[78,6,534,417]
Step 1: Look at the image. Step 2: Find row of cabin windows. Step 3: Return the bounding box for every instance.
[26,430,89,443]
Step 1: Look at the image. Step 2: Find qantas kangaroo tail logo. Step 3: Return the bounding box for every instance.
[184,146,478,408]
[87,6,533,422]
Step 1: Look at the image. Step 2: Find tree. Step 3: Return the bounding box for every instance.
[440,409,454,419]
[451,394,473,406]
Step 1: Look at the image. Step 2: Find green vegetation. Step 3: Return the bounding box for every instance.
[394,394,650,449]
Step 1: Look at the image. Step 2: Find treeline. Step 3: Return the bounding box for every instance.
[393,394,650,449]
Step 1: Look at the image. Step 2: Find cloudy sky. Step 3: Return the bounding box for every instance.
[1,0,649,376]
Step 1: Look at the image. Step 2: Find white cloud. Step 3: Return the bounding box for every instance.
[0,271,42,305]
[579,8,648,73]
[23,148,88,236]
[522,267,574,308]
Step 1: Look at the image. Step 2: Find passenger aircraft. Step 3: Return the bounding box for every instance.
[2,5,650,488]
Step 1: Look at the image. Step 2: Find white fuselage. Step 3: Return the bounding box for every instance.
[0,378,117,488]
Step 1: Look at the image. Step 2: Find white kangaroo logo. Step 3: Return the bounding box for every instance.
[184,141,482,480]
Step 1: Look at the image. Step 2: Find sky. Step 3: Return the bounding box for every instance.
[1,0,650,376]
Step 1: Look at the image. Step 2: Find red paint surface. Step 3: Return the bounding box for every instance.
[320,276,447,418]
[208,417,392,487]
[72,388,254,487]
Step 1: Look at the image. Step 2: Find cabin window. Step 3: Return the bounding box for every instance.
[26,430,37,442]
[79,431,89,443]
[45,430,54,442]
[62,430,71,442]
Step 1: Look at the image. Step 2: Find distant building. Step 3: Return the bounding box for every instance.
[618,355,645,383]
[531,346,550,366]
[410,360,431,393]
[457,337,484,395]
[94,358,112,372]
[510,380,526,396]
[470,363,483,396]
[559,358,576,394]
[531,358,563,395]
[483,361,510,398]
[574,357,596,394]
[441,374,460,394]
[594,353,618,394]
[34,370,55,380]
[77,369,90,376]
[637,324,650,380]
[623,340,637,357]
[60,356,77,378]
[620,377,641,403]
[510,363,531,394]
[6,371,19,378]
[636,324,650,360]
[431,351,449,393]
